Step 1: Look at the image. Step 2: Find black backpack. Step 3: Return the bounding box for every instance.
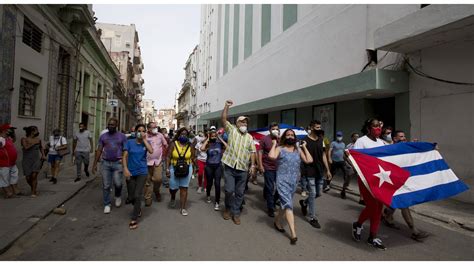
[174,142,190,178]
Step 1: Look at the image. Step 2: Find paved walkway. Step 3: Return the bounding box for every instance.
[0,161,472,255]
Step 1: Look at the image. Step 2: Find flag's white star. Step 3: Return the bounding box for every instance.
[374,165,393,187]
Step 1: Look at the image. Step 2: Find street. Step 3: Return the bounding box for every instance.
[1,176,473,261]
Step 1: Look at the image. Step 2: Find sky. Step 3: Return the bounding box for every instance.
[93,4,201,111]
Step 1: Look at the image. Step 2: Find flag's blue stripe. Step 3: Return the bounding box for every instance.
[402,159,450,176]
[353,142,435,157]
[391,180,469,209]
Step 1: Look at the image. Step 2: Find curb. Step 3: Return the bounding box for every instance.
[0,176,96,255]
[329,182,474,232]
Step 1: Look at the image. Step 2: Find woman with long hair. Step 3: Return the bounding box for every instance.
[21,126,45,197]
[166,127,195,216]
[269,129,313,245]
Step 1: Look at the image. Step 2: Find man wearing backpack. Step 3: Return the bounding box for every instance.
[221,100,257,225]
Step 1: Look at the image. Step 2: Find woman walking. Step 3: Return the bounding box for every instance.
[21,126,45,197]
[351,118,387,250]
[269,129,313,245]
[123,124,153,230]
[46,129,67,184]
[166,128,195,216]
[200,129,227,210]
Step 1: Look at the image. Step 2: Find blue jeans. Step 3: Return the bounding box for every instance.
[300,176,308,193]
[223,164,247,216]
[101,160,123,206]
[303,177,317,219]
[263,170,278,211]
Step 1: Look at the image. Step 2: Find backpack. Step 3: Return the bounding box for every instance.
[174,141,190,178]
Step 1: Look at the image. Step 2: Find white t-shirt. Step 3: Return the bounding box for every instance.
[49,136,67,155]
[195,141,207,162]
[353,135,385,149]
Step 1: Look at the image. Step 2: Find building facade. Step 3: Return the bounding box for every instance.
[194,4,473,203]
[156,108,175,131]
[176,46,198,130]
[0,4,133,159]
[96,22,145,128]
[141,99,157,125]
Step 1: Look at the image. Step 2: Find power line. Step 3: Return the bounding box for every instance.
[405,59,474,86]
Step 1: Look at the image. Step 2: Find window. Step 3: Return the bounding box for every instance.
[283,4,298,31]
[22,17,43,52]
[232,5,240,68]
[261,4,271,47]
[223,4,230,75]
[19,78,38,117]
[313,104,335,141]
[244,5,253,59]
[125,42,131,48]
[281,109,296,126]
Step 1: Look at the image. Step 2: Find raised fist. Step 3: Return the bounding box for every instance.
[225,100,233,106]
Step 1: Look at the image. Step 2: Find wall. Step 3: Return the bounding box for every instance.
[409,40,474,203]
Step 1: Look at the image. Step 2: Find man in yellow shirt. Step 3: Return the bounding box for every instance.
[221,100,257,225]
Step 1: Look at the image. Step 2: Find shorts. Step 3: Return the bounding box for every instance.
[0,165,19,188]
[169,164,192,190]
[48,154,63,163]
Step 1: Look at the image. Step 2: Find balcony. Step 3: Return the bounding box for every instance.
[133,47,140,64]
[132,74,140,88]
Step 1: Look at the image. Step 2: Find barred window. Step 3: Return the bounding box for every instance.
[19,78,38,117]
[22,17,43,53]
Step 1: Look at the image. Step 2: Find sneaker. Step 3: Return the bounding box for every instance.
[206,196,212,203]
[301,191,308,197]
[181,209,189,216]
[104,205,111,214]
[232,215,241,225]
[267,209,275,217]
[74,177,81,183]
[223,209,231,220]
[214,202,220,211]
[309,219,321,229]
[368,237,387,250]
[340,190,346,199]
[197,187,202,194]
[115,197,122,207]
[169,200,176,208]
[323,186,330,193]
[299,200,308,216]
[352,222,363,242]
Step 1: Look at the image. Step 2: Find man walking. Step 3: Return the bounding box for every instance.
[329,131,348,199]
[144,122,168,205]
[92,118,127,214]
[299,120,331,228]
[221,100,257,225]
[381,130,429,242]
[258,122,280,217]
[73,123,93,182]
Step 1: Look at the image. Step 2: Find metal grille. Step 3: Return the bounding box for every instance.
[22,17,43,53]
[19,78,38,117]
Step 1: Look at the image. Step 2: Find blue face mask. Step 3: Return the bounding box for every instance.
[178,136,188,144]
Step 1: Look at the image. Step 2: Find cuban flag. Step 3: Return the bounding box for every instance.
[248,123,308,150]
[347,142,469,209]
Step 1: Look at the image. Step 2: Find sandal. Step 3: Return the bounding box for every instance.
[129,221,138,230]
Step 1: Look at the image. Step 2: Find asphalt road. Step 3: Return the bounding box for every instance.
[1,176,473,261]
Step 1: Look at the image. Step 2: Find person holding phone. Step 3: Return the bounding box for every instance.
[123,124,153,229]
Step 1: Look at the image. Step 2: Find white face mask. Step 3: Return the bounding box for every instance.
[384,134,392,142]
[271,130,279,137]
[239,126,247,133]
[151,128,158,135]
[337,136,343,141]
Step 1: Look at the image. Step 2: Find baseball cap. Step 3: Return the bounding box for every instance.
[0,124,16,132]
[236,116,249,123]
[336,131,343,137]
[210,126,217,131]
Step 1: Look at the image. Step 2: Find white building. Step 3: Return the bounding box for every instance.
[176,46,199,130]
[157,108,175,131]
[141,99,157,125]
[195,4,474,203]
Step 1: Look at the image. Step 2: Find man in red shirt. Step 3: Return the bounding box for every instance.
[0,124,20,198]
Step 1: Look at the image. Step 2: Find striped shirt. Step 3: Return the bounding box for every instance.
[221,121,256,171]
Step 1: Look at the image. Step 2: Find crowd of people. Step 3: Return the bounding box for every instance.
[0,98,429,249]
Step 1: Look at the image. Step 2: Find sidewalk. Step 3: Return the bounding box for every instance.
[0,157,96,255]
[328,176,474,232]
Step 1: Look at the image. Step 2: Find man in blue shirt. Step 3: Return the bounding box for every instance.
[329,131,348,199]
